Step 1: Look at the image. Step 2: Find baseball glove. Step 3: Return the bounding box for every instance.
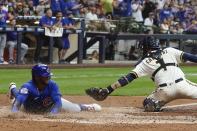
[85,87,109,101]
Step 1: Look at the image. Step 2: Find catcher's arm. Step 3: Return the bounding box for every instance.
[86,71,138,101]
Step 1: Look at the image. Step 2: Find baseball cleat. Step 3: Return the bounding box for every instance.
[8,82,16,103]
[80,103,102,112]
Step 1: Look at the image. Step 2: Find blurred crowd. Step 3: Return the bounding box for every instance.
[0,0,197,64]
[0,0,196,33]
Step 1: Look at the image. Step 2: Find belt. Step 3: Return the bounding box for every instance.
[159,78,183,87]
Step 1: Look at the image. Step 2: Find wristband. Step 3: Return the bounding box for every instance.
[107,86,114,94]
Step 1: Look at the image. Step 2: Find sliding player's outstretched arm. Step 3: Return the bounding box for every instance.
[12,87,28,112]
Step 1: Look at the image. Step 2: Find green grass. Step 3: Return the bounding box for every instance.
[0,66,196,96]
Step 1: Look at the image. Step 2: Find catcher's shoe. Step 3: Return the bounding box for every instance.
[80,103,102,112]
[8,82,16,104]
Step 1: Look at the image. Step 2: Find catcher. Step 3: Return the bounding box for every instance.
[9,64,101,114]
[86,37,197,112]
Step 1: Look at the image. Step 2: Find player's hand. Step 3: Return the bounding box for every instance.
[9,82,16,86]
[85,87,110,101]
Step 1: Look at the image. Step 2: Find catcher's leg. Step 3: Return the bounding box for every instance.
[176,79,197,99]
[61,98,101,112]
[143,86,178,112]
[144,79,197,112]
[143,97,165,112]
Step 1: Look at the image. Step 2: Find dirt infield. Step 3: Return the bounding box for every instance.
[1,95,197,131]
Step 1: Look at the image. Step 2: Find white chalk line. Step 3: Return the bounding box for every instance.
[163,103,197,109]
[2,103,197,125]
[17,116,197,125]
[16,112,197,125]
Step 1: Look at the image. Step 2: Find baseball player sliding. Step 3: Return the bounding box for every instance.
[86,37,197,112]
[8,64,101,114]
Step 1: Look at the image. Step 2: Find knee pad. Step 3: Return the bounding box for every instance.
[143,98,163,112]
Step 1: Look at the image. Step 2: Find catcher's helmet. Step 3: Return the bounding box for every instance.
[32,64,52,77]
[145,36,160,50]
[139,36,160,57]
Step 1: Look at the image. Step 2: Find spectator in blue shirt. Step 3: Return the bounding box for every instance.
[119,0,132,17]
[0,3,8,64]
[159,4,172,23]
[185,20,197,34]
[176,6,186,22]
[62,0,82,17]
[34,8,63,63]
[112,0,121,17]
[50,0,64,16]
[59,11,76,64]
[33,0,39,6]
[112,0,132,17]
[39,9,54,27]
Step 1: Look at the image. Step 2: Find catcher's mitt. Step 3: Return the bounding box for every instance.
[85,87,109,101]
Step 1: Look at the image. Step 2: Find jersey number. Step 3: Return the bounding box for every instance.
[146,58,153,64]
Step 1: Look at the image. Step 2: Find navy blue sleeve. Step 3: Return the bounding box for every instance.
[182,52,197,63]
[118,72,138,87]
[50,82,62,114]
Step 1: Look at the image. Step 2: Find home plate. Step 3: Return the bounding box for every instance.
[162,103,197,112]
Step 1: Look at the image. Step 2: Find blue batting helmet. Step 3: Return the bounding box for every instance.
[32,64,52,77]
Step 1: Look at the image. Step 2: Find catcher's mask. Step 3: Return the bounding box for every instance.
[140,36,160,56]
